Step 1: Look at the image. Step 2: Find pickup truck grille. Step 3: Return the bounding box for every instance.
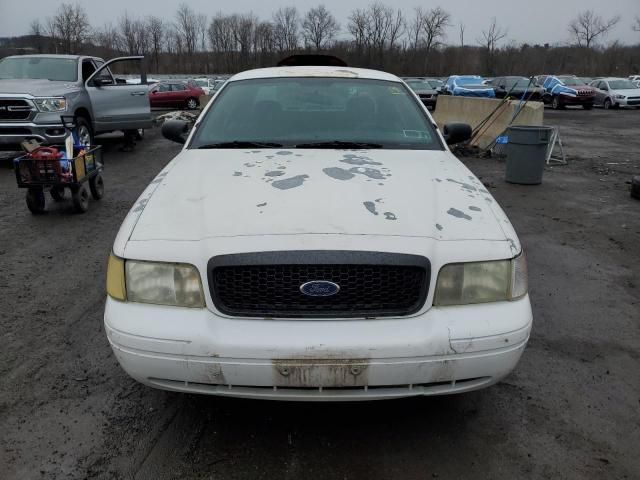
[0,99,34,121]
[208,251,430,318]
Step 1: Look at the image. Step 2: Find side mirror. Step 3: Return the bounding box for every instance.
[443,123,472,145]
[92,77,113,87]
[162,120,189,145]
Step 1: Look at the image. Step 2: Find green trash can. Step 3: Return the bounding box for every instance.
[505,126,554,185]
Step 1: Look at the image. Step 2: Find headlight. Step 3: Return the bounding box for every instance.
[35,97,67,112]
[615,94,625,99]
[106,254,205,308]
[434,253,528,306]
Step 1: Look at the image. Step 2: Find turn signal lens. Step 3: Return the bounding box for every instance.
[106,254,126,301]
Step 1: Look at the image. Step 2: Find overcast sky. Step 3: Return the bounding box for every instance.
[0,0,638,46]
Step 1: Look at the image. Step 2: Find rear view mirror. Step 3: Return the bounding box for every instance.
[443,123,472,145]
[162,120,189,145]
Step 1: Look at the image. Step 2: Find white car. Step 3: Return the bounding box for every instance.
[591,77,640,109]
[105,65,532,401]
[192,77,213,95]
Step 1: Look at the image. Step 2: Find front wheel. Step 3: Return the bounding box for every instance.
[26,188,46,214]
[74,116,93,146]
[71,184,90,213]
[551,96,563,110]
[89,173,104,200]
[603,98,612,110]
[186,97,198,110]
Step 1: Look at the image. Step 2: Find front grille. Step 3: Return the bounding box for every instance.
[577,89,593,97]
[208,251,430,318]
[0,99,34,120]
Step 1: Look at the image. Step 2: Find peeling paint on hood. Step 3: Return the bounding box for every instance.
[128,149,519,247]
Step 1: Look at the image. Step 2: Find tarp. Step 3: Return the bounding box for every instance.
[449,76,496,98]
[543,76,578,97]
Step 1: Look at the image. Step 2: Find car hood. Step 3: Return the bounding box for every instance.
[128,149,516,243]
[0,79,80,96]
[612,88,640,96]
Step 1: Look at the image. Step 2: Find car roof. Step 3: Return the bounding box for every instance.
[4,54,91,61]
[229,66,401,83]
[599,77,631,81]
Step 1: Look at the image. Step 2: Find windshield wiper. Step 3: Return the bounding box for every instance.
[295,141,384,149]
[197,141,283,149]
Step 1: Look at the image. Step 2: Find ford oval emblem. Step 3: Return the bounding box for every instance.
[299,280,340,297]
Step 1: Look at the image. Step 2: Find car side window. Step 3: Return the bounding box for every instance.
[171,83,187,92]
[91,60,114,85]
[81,60,96,82]
[158,83,171,92]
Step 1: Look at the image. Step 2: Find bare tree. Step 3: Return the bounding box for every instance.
[568,10,620,48]
[459,22,465,47]
[118,12,138,55]
[478,17,507,74]
[195,14,208,52]
[147,16,164,72]
[632,16,640,33]
[174,3,198,56]
[49,3,91,54]
[273,7,299,53]
[347,8,372,54]
[409,7,427,50]
[29,20,44,53]
[94,23,120,55]
[422,7,451,55]
[302,5,340,51]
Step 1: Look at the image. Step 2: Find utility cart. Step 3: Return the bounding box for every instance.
[13,117,104,214]
[14,144,104,214]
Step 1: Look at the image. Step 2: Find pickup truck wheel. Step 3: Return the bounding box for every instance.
[71,184,90,213]
[26,188,46,214]
[186,98,198,110]
[89,173,104,200]
[50,187,65,201]
[75,117,93,146]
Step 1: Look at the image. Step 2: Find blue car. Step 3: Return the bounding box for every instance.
[444,75,496,98]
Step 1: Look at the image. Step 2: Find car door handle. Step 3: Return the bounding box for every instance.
[130,91,147,96]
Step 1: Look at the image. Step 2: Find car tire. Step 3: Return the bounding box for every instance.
[631,176,640,200]
[74,116,93,146]
[552,96,563,110]
[135,129,144,141]
[186,97,198,110]
[26,188,46,214]
[89,173,105,200]
[71,184,90,213]
[583,103,593,110]
[603,98,612,110]
[50,186,65,202]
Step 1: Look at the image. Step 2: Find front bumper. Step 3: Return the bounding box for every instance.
[615,97,640,107]
[558,94,594,105]
[104,295,532,401]
[0,121,68,147]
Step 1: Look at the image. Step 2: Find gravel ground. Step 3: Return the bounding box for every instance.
[0,108,638,480]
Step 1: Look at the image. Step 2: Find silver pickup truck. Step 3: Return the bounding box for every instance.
[0,54,152,148]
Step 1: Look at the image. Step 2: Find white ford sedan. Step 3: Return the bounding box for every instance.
[105,65,532,401]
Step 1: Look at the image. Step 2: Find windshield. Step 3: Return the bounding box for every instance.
[608,80,637,90]
[190,77,442,150]
[505,78,533,88]
[456,77,484,86]
[560,77,586,86]
[0,57,78,82]
[406,80,432,90]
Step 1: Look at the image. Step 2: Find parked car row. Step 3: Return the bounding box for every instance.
[404,72,640,111]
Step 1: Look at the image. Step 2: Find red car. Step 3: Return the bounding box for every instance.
[149,81,205,110]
